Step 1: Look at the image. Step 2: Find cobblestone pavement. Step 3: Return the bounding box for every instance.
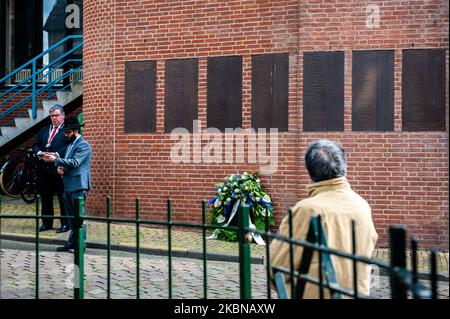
[1,245,448,299]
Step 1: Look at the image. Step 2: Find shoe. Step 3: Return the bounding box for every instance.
[56,225,70,233]
[39,224,53,232]
[56,244,74,252]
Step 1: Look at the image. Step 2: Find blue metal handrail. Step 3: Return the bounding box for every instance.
[0,35,83,123]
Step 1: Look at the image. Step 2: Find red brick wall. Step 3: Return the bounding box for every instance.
[0,92,49,127]
[82,0,449,250]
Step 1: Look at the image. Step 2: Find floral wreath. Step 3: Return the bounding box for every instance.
[208,172,275,243]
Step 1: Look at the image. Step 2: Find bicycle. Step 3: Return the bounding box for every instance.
[0,148,39,203]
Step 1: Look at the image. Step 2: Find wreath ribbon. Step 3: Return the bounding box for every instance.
[207,200,266,245]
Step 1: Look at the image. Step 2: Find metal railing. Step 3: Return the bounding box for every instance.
[0,35,83,126]
[0,195,440,299]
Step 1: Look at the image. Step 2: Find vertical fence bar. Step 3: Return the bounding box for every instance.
[0,195,2,299]
[430,250,437,299]
[288,208,295,299]
[106,196,111,299]
[202,200,208,299]
[389,225,407,299]
[411,237,418,298]
[317,215,324,299]
[35,195,40,299]
[351,220,358,298]
[74,197,85,299]
[167,198,172,299]
[265,205,271,299]
[238,204,252,299]
[135,198,140,299]
[32,60,37,119]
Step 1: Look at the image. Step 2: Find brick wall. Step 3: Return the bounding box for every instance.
[82,0,449,249]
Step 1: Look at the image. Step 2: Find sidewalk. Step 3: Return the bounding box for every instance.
[1,197,448,277]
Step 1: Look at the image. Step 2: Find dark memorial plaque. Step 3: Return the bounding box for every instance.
[124,60,156,133]
[402,49,446,131]
[207,56,242,132]
[352,50,394,131]
[252,53,289,132]
[303,51,344,131]
[165,58,198,133]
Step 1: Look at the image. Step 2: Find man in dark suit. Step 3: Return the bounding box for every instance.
[43,117,92,252]
[33,104,69,233]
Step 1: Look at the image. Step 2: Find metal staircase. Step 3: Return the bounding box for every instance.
[0,35,83,150]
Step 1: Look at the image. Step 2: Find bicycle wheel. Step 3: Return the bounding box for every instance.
[21,181,37,203]
[0,158,26,198]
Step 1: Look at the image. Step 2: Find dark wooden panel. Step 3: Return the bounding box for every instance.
[207,56,242,132]
[124,61,156,133]
[165,58,198,133]
[352,50,394,131]
[303,51,344,131]
[251,53,289,132]
[402,49,446,131]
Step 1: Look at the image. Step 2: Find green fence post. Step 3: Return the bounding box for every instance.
[74,196,85,299]
[202,200,207,299]
[0,195,2,299]
[238,203,252,299]
[389,225,408,299]
[430,250,437,299]
[136,197,140,299]
[106,195,111,299]
[288,208,295,299]
[167,198,172,299]
[35,195,40,299]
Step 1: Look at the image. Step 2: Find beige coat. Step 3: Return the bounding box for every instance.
[269,177,378,298]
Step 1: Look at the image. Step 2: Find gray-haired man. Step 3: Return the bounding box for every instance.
[270,140,378,298]
[32,104,69,233]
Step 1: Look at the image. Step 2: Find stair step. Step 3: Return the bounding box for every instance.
[71,82,82,95]
[1,125,22,138]
[0,135,9,145]
[27,108,46,121]
[57,90,81,105]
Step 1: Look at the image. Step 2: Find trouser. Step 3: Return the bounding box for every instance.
[64,189,87,247]
[39,171,68,228]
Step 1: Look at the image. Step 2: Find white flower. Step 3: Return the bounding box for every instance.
[244,186,249,191]
[214,198,222,208]
[216,215,226,223]
[226,197,231,202]
[217,189,222,194]
[229,175,234,181]
[260,208,267,217]
[244,172,248,175]
[256,197,260,202]
[256,178,260,183]
[234,189,239,193]
[263,195,271,203]
[223,187,228,191]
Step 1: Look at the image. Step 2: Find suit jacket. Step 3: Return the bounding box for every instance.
[33,124,68,175]
[54,137,92,193]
